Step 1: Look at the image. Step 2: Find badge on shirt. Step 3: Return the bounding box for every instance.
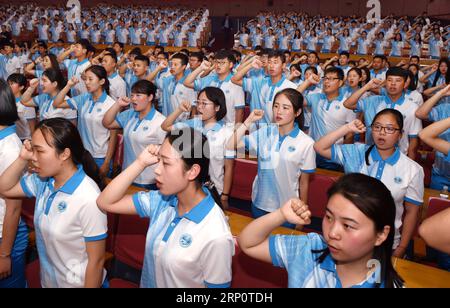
[179,234,193,248]
[288,146,296,152]
[394,177,403,184]
[143,126,149,131]
[97,108,102,113]
[57,201,68,213]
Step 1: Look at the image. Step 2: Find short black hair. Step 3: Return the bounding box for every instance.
[410,55,420,62]
[267,49,286,63]
[189,52,204,62]
[325,66,345,80]
[7,73,27,92]
[0,79,19,126]
[77,39,91,53]
[339,51,350,58]
[386,67,409,82]
[198,87,227,121]
[171,52,189,66]
[134,55,150,66]
[131,79,157,97]
[113,42,124,50]
[214,49,236,64]
[103,52,117,63]
[130,47,142,57]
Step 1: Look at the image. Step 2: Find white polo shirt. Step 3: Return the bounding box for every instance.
[0,125,21,239]
[63,58,91,97]
[67,91,116,158]
[15,97,36,140]
[306,92,357,143]
[173,119,236,194]
[242,76,297,124]
[155,73,196,120]
[132,188,234,288]
[20,166,108,288]
[244,123,316,212]
[108,72,127,101]
[356,92,423,154]
[33,94,77,122]
[331,144,424,248]
[115,107,167,185]
[194,73,245,124]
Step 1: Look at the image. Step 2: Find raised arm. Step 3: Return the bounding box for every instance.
[237,199,311,264]
[53,76,79,109]
[418,117,450,156]
[183,60,213,89]
[96,145,161,215]
[226,109,264,151]
[57,44,76,63]
[103,97,130,129]
[160,101,192,132]
[416,84,450,120]
[231,56,261,87]
[314,120,366,159]
[344,78,383,110]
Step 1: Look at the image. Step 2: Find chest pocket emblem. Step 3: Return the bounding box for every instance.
[180,234,193,248]
[143,126,149,131]
[225,90,230,94]
[97,108,102,113]
[335,105,341,110]
[57,201,68,213]
[394,177,403,184]
[178,91,183,95]
[288,146,296,152]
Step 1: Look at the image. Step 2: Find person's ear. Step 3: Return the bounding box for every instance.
[375,226,390,247]
[186,164,201,181]
[59,148,72,162]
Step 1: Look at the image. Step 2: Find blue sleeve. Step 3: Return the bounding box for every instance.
[67,93,87,110]
[115,109,132,128]
[269,233,326,271]
[20,173,43,198]
[331,144,366,173]
[132,190,163,218]
[32,94,45,108]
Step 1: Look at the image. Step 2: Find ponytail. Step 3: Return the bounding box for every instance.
[36,118,105,190]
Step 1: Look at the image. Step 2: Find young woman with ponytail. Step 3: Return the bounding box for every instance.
[0,118,107,288]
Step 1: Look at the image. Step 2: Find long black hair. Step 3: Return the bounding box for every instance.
[36,118,104,190]
[85,65,110,95]
[197,87,227,121]
[432,58,450,87]
[166,127,222,209]
[365,109,404,166]
[0,79,19,126]
[43,68,67,91]
[316,173,404,288]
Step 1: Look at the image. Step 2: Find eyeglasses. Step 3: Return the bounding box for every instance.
[322,77,341,82]
[371,124,401,134]
[196,100,214,107]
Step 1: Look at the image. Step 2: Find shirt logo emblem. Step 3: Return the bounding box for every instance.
[178,91,183,95]
[225,90,230,94]
[179,233,193,248]
[335,105,341,110]
[97,108,102,113]
[57,201,68,213]
[394,177,403,184]
[143,126,149,131]
[288,146,296,152]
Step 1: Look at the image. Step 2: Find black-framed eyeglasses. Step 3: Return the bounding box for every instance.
[371,124,401,134]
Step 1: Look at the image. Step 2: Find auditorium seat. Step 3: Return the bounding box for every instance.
[426,197,450,219]
[231,238,287,288]
[21,198,36,229]
[307,174,338,219]
[230,159,257,202]
[113,133,124,175]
